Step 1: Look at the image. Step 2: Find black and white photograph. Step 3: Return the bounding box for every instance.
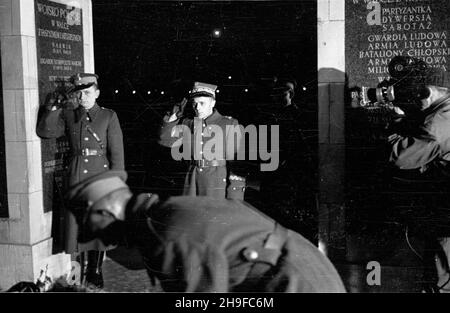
[1,0,450,300]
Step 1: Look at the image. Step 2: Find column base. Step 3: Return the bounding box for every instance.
[0,238,71,291]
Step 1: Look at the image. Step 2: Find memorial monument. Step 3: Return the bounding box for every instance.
[0,0,94,289]
[345,0,450,263]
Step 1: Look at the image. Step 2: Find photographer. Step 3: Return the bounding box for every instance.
[385,62,450,292]
[36,73,124,290]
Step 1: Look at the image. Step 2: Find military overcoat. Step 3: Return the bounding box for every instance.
[126,195,346,292]
[37,103,124,253]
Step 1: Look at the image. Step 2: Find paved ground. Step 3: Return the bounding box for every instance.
[102,246,162,292]
[100,242,430,293]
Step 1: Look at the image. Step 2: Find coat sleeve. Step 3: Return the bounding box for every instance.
[388,120,441,171]
[225,118,247,199]
[264,234,346,292]
[107,112,125,170]
[154,238,230,292]
[157,115,187,148]
[225,118,243,160]
[36,108,66,139]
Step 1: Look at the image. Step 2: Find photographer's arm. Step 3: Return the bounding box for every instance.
[388,131,441,171]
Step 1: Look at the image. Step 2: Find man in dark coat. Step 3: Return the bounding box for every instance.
[387,66,450,292]
[36,73,125,289]
[158,82,245,200]
[259,78,317,242]
[66,170,346,292]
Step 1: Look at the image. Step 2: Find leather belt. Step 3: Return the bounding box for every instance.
[73,148,103,156]
[192,159,226,168]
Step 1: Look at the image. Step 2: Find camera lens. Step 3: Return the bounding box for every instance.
[394,64,405,73]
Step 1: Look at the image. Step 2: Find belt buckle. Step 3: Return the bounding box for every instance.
[81,148,89,156]
[196,159,205,168]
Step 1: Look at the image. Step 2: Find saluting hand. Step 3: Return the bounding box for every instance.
[44,91,64,111]
[168,97,188,122]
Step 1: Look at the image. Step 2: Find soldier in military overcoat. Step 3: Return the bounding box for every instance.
[36,73,124,289]
[66,170,346,292]
[158,82,245,199]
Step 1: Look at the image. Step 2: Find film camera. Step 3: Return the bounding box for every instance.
[362,56,430,107]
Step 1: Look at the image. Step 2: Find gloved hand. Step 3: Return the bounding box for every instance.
[64,90,81,110]
[44,89,80,111]
[44,91,63,111]
[167,97,188,122]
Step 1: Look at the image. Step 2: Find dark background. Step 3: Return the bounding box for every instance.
[91,0,318,202]
[0,45,7,218]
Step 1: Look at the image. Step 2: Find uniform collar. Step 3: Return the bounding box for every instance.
[204,109,222,125]
[86,103,100,120]
[86,103,100,114]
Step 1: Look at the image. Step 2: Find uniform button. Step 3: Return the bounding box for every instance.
[83,170,88,174]
[86,117,90,121]
[208,127,211,130]
[201,133,204,136]
[200,141,204,145]
[244,249,259,261]
[104,164,108,168]
[84,137,89,141]
[200,151,203,154]
[223,178,226,182]
[84,159,88,163]
[199,168,203,172]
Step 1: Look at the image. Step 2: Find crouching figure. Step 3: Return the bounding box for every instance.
[66,170,346,292]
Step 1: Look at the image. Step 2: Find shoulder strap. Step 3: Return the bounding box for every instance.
[85,125,105,150]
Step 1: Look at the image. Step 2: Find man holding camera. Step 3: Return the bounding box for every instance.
[158,82,245,200]
[387,63,450,292]
[36,73,124,290]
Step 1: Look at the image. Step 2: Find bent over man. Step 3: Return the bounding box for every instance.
[66,170,346,292]
[36,73,124,289]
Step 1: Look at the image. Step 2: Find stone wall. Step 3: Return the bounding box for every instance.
[0,0,93,290]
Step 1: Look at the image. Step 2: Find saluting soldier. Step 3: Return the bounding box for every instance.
[36,73,124,289]
[158,82,246,200]
[66,170,346,292]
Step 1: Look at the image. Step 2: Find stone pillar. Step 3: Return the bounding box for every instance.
[317,0,346,260]
[0,0,94,290]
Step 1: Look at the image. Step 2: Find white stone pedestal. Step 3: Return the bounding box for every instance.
[317,0,346,260]
[0,0,94,290]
